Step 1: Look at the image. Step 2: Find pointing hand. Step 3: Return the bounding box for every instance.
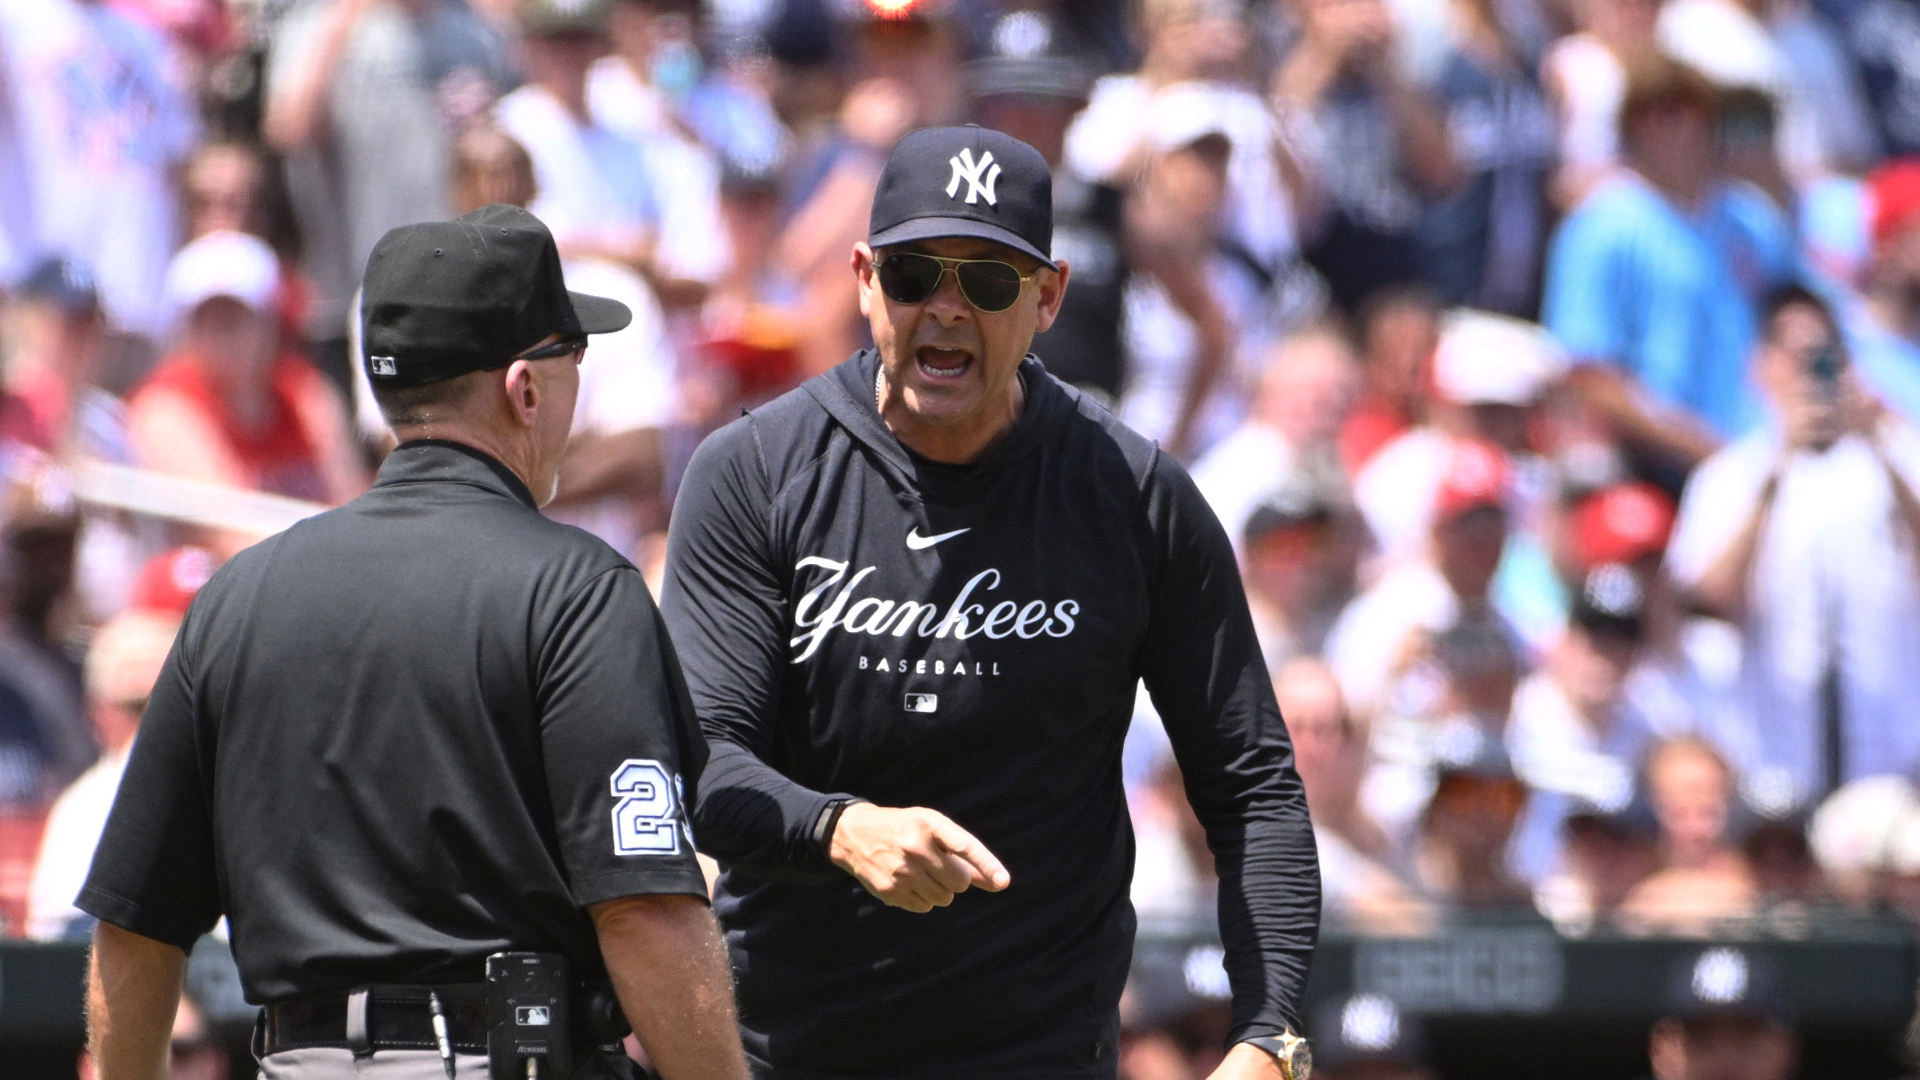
[828,804,1010,913]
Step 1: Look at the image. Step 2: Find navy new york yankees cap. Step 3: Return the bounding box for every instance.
[1661,947,1794,1026]
[361,204,631,389]
[868,126,1056,269]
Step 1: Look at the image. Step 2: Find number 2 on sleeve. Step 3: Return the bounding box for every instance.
[610,759,686,856]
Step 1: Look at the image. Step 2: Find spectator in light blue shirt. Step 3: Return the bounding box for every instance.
[1543,58,1798,483]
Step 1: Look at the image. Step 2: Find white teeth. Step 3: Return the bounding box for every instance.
[919,354,968,377]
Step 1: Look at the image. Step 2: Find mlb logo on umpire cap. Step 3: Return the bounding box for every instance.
[869,127,1056,269]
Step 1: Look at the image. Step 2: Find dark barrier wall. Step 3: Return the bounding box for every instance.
[5,917,1915,1079]
[1132,913,1916,1080]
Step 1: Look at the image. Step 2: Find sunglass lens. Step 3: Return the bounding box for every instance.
[957,261,1024,312]
[878,254,943,305]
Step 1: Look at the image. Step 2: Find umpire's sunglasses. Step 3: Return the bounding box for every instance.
[875,252,1040,313]
[514,336,588,363]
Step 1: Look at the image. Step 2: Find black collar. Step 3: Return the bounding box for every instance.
[802,350,1076,502]
[374,440,539,510]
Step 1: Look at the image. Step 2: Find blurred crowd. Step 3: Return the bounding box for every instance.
[6,0,1920,1075]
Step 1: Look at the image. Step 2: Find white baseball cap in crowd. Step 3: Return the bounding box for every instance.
[1810,775,1920,879]
[1432,308,1568,406]
[1143,82,1236,154]
[164,229,281,322]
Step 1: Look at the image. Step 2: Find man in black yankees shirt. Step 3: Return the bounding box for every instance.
[663,127,1320,1080]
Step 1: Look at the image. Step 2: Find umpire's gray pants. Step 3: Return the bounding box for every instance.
[259,1049,490,1079]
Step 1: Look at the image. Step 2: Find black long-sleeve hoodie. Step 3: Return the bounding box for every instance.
[662,350,1319,1079]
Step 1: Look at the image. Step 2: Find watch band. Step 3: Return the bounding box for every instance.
[1242,1031,1311,1080]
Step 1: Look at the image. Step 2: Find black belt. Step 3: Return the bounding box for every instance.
[257,984,491,1057]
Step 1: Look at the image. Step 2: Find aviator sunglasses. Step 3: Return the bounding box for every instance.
[875,252,1041,313]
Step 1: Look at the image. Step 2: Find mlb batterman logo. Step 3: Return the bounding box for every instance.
[370,356,398,377]
[946,149,1001,206]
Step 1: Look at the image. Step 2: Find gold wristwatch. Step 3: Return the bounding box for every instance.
[1244,1031,1312,1080]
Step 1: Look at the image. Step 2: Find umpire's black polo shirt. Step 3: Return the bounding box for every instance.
[78,441,708,1002]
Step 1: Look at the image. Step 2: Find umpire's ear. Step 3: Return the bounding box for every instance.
[503,358,542,427]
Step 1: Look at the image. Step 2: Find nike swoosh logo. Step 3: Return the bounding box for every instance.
[906,527,970,551]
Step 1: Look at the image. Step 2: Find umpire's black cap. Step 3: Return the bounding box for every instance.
[869,126,1057,269]
[361,204,631,388]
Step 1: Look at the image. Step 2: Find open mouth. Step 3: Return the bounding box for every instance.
[915,346,974,381]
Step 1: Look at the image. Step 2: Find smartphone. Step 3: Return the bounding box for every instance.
[1810,342,1842,401]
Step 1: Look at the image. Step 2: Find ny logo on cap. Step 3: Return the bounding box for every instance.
[946,149,1001,206]
[1341,995,1402,1052]
[1692,948,1750,1004]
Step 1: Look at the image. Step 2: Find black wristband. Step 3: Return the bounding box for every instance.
[811,797,866,858]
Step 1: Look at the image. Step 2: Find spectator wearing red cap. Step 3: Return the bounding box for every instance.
[1837,159,1920,426]
[126,547,218,617]
[1353,310,1575,656]
[1668,285,1920,812]
[1563,481,1675,571]
[1557,481,1679,645]
[1326,439,1522,720]
[1553,480,1738,760]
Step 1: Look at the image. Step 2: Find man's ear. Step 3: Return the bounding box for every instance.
[854,242,877,318]
[1032,259,1071,334]
[502,360,539,427]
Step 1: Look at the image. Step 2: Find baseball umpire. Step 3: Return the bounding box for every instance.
[79,205,750,1080]
[663,127,1321,1079]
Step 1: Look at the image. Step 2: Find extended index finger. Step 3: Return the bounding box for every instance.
[931,820,1010,891]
